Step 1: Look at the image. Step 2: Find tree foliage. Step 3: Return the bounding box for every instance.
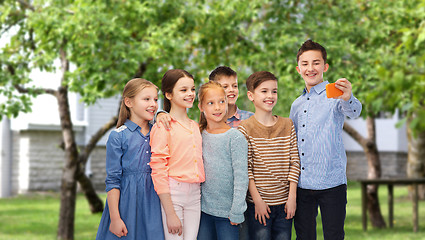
[2,0,425,237]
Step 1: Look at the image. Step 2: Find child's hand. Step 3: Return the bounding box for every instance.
[166,213,183,236]
[229,219,239,226]
[334,78,352,101]
[254,199,271,226]
[109,218,128,238]
[284,196,297,219]
[157,112,172,130]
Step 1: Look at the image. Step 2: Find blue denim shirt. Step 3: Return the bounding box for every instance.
[105,119,152,192]
[289,81,362,190]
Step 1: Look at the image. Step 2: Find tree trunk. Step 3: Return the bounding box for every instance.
[343,116,386,228]
[56,86,79,240]
[76,115,118,213]
[76,171,104,213]
[406,117,425,200]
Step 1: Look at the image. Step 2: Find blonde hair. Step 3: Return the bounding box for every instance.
[116,78,158,128]
[198,81,227,132]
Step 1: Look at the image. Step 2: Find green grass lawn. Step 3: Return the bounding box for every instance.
[1,182,425,239]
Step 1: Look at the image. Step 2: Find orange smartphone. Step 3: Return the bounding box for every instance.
[326,83,343,98]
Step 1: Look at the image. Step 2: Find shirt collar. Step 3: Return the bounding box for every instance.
[124,119,140,132]
[302,81,329,95]
[231,107,242,120]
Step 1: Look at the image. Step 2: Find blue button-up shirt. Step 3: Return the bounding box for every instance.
[105,119,152,192]
[289,81,362,190]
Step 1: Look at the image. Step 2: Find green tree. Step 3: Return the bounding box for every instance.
[240,0,387,228]
[369,0,425,198]
[0,1,259,239]
[245,0,425,228]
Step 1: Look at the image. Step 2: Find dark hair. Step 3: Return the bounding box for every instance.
[198,81,226,132]
[208,66,237,81]
[296,40,327,63]
[246,71,278,92]
[161,69,194,112]
[117,78,157,128]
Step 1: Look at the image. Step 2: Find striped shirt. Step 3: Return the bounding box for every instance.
[289,81,362,190]
[238,116,301,205]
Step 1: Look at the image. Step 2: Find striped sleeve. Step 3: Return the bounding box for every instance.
[288,122,301,183]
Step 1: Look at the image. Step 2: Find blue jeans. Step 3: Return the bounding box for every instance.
[238,211,249,240]
[197,211,239,240]
[246,202,292,240]
[294,184,347,240]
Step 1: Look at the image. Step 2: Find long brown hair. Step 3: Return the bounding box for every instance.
[198,81,227,132]
[116,78,158,128]
[161,69,194,112]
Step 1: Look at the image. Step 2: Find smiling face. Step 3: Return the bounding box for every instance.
[247,80,278,113]
[166,76,196,110]
[125,86,158,125]
[199,87,228,124]
[296,50,329,92]
[215,75,239,106]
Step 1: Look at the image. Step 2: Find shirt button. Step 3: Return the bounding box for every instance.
[304,110,307,113]
[145,139,147,142]
[195,160,197,163]
[302,124,305,127]
[302,167,305,170]
[354,110,356,112]
[350,101,352,104]
[307,98,310,100]
[146,151,149,154]
[196,174,199,177]
[302,139,304,142]
[301,153,304,156]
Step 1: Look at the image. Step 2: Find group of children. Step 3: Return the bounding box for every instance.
[96,40,362,240]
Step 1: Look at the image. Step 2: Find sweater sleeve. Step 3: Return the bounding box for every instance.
[149,123,171,194]
[288,122,301,183]
[237,125,254,181]
[228,131,249,223]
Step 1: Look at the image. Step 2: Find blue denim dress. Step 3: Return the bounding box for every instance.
[96,120,164,240]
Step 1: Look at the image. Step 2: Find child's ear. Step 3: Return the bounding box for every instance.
[247,91,254,102]
[165,92,172,101]
[198,102,203,112]
[324,63,329,73]
[296,66,301,74]
[124,97,132,108]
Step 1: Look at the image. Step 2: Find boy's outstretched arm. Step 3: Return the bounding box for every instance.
[335,78,362,118]
[334,78,352,101]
